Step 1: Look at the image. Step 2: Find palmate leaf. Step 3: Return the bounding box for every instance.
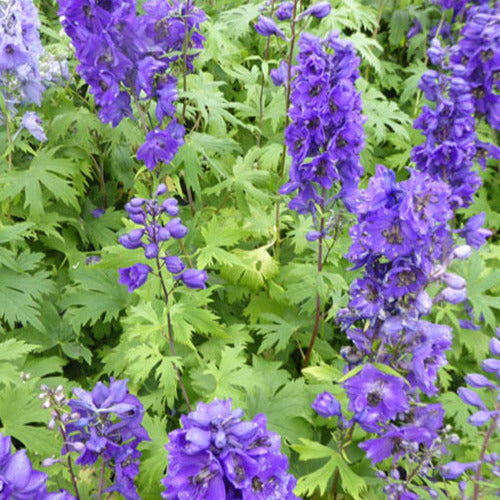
[138,414,169,498]
[0,383,60,457]
[60,267,130,330]
[220,245,279,290]
[293,439,367,499]
[0,339,37,386]
[0,250,54,331]
[0,151,80,219]
[461,252,500,331]
[362,86,413,144]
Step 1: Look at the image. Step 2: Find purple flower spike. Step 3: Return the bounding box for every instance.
[162,399,298,499]
[254,16,286,39]
[312,392,343,419]
[177,269,208,289]
[118,264,152,293]
[137,125,185,171]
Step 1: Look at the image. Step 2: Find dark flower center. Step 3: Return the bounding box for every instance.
[382,224,403,245]
[480,49,494,62]
[367,391,381,407]
[252,476,264,492]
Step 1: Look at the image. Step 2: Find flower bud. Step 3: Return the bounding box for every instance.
[144,243,159,259]
[452,245,472,260]
[156,183,167,196]
[176,269,207,289]
[312,392,342,419]
[443,273,466,290]
[162,198,179,216]
[164,256,185,274]
[166,218,188,239]
[440,287,467,304]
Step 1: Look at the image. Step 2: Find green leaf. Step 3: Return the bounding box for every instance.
[0,251,54,331]
[60,267,130,330]
[293,439,367,499]
[0,151,80,219]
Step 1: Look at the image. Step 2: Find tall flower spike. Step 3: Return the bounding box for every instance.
[162,399,298,499]
[280,31,365,217]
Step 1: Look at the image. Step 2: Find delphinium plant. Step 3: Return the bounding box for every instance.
[303,2,500,498]
[3,0,500,498]
[40,379,149,499]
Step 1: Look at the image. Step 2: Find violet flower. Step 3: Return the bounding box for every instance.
[162,399,298,499]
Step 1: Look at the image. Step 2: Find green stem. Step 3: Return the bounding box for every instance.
[275,0,301,260]
[96,460,106,500]
[365,0,384,81]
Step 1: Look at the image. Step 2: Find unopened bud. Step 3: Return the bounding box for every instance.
[453,245,472,260]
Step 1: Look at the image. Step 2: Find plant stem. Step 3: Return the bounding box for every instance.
[275,0,300,259]
[473,414,498,500]
[58,421,81,500]
[330,424,357,499]
[155,256,192,411]
[96,459,106,500]
[303,190,326,367]
[180,0,197,216]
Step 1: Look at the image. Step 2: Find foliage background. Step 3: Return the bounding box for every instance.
[0,0,499,498]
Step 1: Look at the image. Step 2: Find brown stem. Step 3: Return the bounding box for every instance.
[57,420,81,500]
[331,424,357,499]
[155,256,192,411]
[473,414,499,500]
[303,190,325,367]
[96,459,106,500]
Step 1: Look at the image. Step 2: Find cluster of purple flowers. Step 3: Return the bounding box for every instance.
[279,31,365,219]
[311,5,499,494]
[412,40,492,208]
[59,0,205,138]
[162,399,298,499]
[63,378,150,500]
[0,432,74,500]
[452,3,500,130]
[0,0,44,112]
[118,183,207,293]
